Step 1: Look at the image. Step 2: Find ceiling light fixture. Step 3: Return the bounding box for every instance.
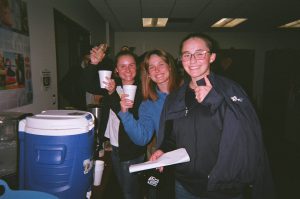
[143,18,168,27]
[279,19,300,28]
[211,18,247,28]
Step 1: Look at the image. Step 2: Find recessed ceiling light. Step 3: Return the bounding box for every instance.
[211,18,247,28]
[143,18,168,27]
[279,19,300,28]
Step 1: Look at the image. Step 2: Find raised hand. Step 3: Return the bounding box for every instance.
[194,76,212,103]
[90,44,107,65]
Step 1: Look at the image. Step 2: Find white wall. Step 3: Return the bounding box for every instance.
[115,31,300,108]
[8,0,108,114]
[5,0,299,114]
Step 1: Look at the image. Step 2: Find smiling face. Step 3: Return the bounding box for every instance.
[148,54,170,87]
[116,55,136,85]
[181,37,216,82]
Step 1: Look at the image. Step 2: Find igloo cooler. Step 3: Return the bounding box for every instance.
[18,110,95,199]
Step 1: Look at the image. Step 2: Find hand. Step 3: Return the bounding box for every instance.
[103,77,116,95]
[90,46,106,65]
[120,93,134,112]
[194,76,212,103]
[149,150,164,172]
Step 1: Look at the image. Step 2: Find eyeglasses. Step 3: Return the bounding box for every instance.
[181,50,210,62]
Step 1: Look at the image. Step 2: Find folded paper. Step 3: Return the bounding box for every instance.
[129,148,190,173]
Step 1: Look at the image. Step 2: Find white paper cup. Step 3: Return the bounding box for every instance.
[123,85,137,101]
[98,70,112,88]
[93,160,105,186]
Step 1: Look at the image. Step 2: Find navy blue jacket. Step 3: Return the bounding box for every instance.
[158,73,275,199]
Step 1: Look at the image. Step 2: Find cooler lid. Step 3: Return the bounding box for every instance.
[21,110,94,136]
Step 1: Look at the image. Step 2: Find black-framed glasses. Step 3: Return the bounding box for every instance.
[181,50,210,62]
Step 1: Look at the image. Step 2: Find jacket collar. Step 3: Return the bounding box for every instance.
[165,73,222,117]
[168,73,218,109]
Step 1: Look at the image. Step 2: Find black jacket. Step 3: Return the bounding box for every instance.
[60,65,86,110]
[158,73,275,199]
[82,58,114,95]
[99,82,146,161]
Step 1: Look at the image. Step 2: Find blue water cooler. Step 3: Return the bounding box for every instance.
[18,110,95,199]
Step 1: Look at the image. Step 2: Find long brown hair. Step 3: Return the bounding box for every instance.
[140,49,181,101]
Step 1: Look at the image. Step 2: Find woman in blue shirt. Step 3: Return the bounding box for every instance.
[118,49,181,146]
[118,49,181,199]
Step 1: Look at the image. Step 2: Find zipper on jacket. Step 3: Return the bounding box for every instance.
[185,107,188,116]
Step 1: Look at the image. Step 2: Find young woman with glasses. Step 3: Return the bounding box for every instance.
[150,33,275,199]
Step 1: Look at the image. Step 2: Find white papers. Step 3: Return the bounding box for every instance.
[129,148,190,173]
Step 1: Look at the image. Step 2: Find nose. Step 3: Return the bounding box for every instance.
[154,66,160,73]
[190,54,197,63]
[124,65,131,72]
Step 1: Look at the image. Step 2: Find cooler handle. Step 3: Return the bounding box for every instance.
[35,145,66,165]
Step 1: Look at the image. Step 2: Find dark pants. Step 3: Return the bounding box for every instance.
[175,180,244,199]
[111,146,145,199]
[146,167,175,199]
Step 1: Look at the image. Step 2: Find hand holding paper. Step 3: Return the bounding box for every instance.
[129,148,190,173]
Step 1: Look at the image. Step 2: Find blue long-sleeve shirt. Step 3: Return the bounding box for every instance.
[118,90,167,146]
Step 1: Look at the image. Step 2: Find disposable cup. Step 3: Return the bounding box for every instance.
[123,85,137,101]
[98,70,112,88]
[93,160,105,186]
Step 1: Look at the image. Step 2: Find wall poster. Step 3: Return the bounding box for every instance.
[0,0,32,110]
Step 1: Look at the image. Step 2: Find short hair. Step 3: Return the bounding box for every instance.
[140,49,181,101]
[179,32,218,54]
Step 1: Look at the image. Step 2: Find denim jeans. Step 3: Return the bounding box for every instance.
[175,180,244,199]
[111,146,145,199]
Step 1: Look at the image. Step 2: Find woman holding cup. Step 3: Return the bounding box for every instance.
[119,49,181,149]
[118,49,182,198]
[98,47,146,199]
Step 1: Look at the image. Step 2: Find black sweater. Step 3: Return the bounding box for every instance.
[82,58,114,95]
[99,82,146,161]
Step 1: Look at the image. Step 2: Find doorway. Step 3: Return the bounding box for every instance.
[54,9,90,109]
[262,49,300,198]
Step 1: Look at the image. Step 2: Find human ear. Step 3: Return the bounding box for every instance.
[210,53,216,63]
